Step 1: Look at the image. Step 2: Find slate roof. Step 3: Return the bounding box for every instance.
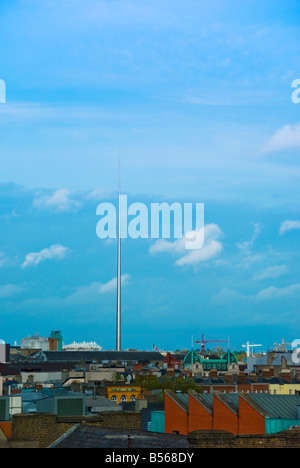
[195,374,299,385]
[86,396,122,413]
[253,352,299,367]
[35,350,165,364]
[52,426,189,448]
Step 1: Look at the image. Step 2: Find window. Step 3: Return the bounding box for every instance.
[111,395,117,403]
[120,395,127,403]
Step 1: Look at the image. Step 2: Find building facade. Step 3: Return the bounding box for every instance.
[106,385,142,404]
[164,390,300,435]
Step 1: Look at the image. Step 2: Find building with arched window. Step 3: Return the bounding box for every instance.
[106,385,142,404]
[183,348,239,376]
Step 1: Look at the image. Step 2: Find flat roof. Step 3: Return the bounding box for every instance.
[39,350,165,363]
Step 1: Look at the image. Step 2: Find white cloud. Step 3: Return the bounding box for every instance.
[210,287,245,305]
[149,223,223,267]
[256,283,300,300]
[0,252,19,268]
[263,123,300,153]
[99,274,131,294]
[175,239,222,267]
[22,244,70,268]
[0,253,12,268]
[236,222,262,253]
[252,264,289,281]
[0,284,24,298]
[62,274,131,305]
[63,282,103,306]
[212,282,300,305]
[279,220,300,235]
[33,189,82,213]
[0,209,19,223]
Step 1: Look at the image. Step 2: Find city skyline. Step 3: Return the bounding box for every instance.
[0,0,300,351]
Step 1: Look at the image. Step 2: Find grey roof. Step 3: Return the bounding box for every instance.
[271,353,294,366]
[188,391,213,414]
[52,426,189,448]
[86,396,122,413]
[21,392,49,402]
[199,393,213,409]
[176,393,189,406]
[169,391,300,421]
[220,393,239,411]
[249,394,300,419]
[177,391,214,410]
[38,350,165,363]
[21,389,85,404]
[165,391,188,413]
[253,352,297,367]
[213,392,239,415]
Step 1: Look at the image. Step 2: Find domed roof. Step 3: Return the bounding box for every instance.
[0,339,5,345]
[183,348,202,365]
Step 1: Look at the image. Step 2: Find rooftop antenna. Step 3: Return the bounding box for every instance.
[116,146,122,351]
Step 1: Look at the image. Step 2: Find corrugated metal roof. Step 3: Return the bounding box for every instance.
[171,392,300,421]
[201,393,213,408]
[223,393,239,410]
[249,394,300,419]
[176,393,189,406]
[200,392,241,411]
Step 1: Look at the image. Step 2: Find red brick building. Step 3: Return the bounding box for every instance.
[164,390,278,435]
[163,352,181,370]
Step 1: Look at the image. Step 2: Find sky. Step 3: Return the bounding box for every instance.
[0,0,300,352]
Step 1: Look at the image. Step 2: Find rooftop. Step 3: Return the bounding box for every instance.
[33,350,165,363]
[178,391,300,420]
[52,426,189,449]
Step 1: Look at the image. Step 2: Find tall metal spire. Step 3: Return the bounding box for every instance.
[116,151,121,351]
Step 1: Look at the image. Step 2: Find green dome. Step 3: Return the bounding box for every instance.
[183,348,202,365]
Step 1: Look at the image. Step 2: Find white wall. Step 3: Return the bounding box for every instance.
[21,371,63,384]
[0,344,7,363]
[9,396,22,416]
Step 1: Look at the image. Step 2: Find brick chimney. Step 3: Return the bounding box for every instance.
[237,373,247,384]
[262,369,272,378]
[280,370,292,383]
[224,374,234,384]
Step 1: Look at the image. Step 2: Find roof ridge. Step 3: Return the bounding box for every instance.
[238,392,270,417]
[188,390,213,415]
[164,390,188,413]
[213,391,239,416]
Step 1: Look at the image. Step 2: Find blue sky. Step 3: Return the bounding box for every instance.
[0,0,300,351]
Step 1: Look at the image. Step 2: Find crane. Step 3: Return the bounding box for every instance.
[242,341,262,358]
[273,338,292,351]
[195,334,229,354]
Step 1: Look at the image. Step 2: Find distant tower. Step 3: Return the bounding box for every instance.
[116,155,121,351]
